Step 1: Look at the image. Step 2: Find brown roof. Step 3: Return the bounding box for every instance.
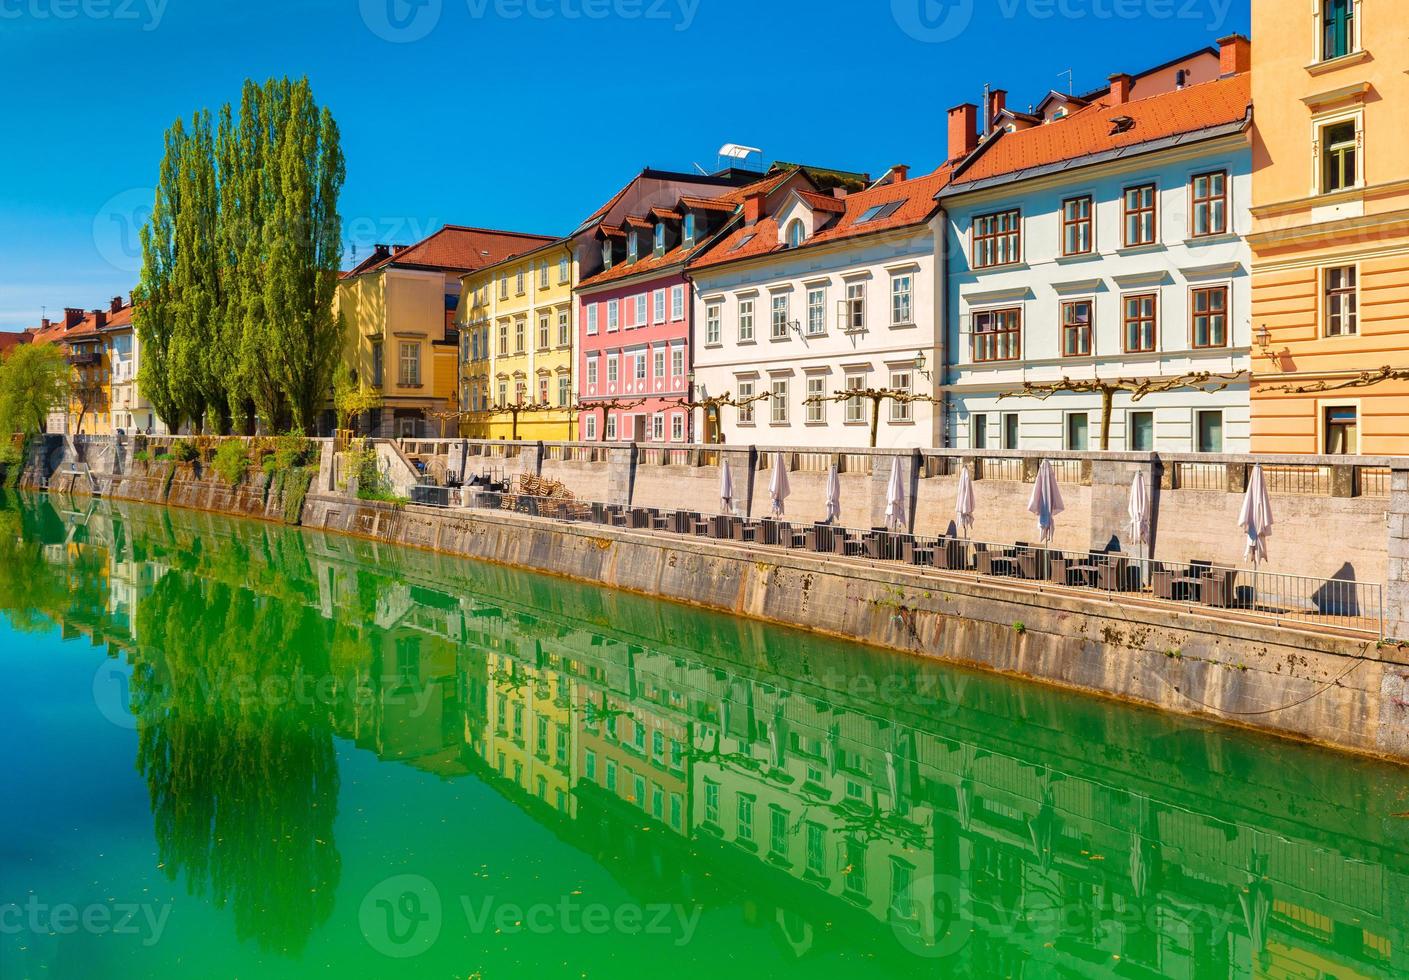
[342,225,558,279]
[688,165,954,273]
[0,332,30,356]
[797,190,847,214]
[951,72,1251,187]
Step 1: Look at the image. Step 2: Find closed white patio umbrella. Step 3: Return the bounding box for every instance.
[768,452,791,517]
[1239,463,1274,568]
[824,464,841,524]
[1027,460,1065,546]
[1128,470,1151,562]
[955,465,976,539]
[884,458,906,532]
[719,459,734,515]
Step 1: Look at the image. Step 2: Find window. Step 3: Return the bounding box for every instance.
[498,323,509,355]
[842,283,865,332]
[558,310,571,346]
[1123,293,1158,353]
[1321,120,1358,193]
[632,294,646,326]
[1129,411,1154,451]
[500,274,509,299]
[1196,410,1223,453]
[371,341,384,387]
[786,219,806,248]
[635,353,647,382]
[805,823,827,877]
[973,210,1022,268]
[1190,171,1228,237]
[671,285,684,321]
[538,314,550,350]
[845,374,866,424]
[558,376,571,407]
[1061,300,1092,357]
[584,415,597,440]
[843,840,866,895]
[559,256,570,284]
[890,860,915,919]
[602,240,613,269]
[607,356,618,383]
[605,415,617,441]
[739,299,755,341]
[498,381,507,405]
[653,348,665,379]
[771,294,790,339]
[671,414,685,441]
[587,359,599,386]
[806,376,826,423]
[737,795,755,843]
[738,380,756,424]
[670,794,683,831]
[1322,0,1354,61]
[607,300,619,332]
[538,377,550,404]
[683,213,696,246]
[971,413,988,449]
[1325,406,1358,454]
[1066,413,1089,451]
[891,274,913,325]
[972,308,1021,362]
[1191,286,1229,348]
[1325,266,1358,336]
[398,342,420,386]
[706,303,722,345]
[606,760,618,791]
[516,270,526,295]
[648,223,663,257]
[586,304,599,335]
[889,370,912,422]
[515,318,526,353]
[652,413,664,441]
[771,379,789,424]
[539,263,549,289]
[1003,413,1019,450]
[807,288,826,335]
[1123,184,1157,247]
[1062,196,1093,256]
[629,232,641,263]
[769,806,789,859]
[671,347,684,377]
[857,200,904,224]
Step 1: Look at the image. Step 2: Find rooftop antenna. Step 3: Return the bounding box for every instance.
[1058,68,1074,95]
[717,143,763,174]
[982,83,991,135]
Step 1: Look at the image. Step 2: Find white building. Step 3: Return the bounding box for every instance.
[688,164,951,448]
[938,39,1254,453]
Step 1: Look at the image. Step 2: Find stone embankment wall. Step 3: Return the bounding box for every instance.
[20,432,1409,763]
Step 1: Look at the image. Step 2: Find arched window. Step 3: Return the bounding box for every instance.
[787,219,806,248]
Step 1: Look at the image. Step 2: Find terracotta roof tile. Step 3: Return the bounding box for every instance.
[951,73,1251,187]
[0,332,30,356]
[342,225,557,279]
[688,165,954,273]
[797,190,847,214]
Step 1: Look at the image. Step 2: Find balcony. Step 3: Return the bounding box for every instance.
[68,351,101,367]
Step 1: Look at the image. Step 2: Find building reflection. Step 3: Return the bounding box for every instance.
[5,491,1407,976]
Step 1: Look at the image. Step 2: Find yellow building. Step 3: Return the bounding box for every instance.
[38,306,114,436]
[457,240,577,441]
[336,226,555,438]
[1250,0,1409,454]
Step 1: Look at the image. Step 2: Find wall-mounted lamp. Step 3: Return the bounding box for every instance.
[1255,323,1276,360]
[914,350,933,382]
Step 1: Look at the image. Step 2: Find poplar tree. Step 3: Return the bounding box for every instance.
[134,120,186,432]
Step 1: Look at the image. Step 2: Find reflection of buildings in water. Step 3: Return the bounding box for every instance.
[23,502,1409,977]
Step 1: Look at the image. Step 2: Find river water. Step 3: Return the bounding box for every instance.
[1,491,1406,978]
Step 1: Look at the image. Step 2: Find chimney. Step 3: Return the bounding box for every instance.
[41,318,51,331]
[64,308,84,329]
[392,244,410,255]
[889,164,909,185]
[1219,34,1251,77]
[110,296,123,313]
[989,89,1008,126]
[947,103,980,160]
[1108,73,1132,106]
[832,187,848,200]
[744,191,767,226]
[93,310,107,330]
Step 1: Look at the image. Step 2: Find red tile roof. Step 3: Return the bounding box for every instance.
[341,225,558,279]
[577,170,800,290]
[688,165,954,273]
[951,73,1251,187]
[0,332,30,356]
[797,190,847,214]
[679,196,736,214]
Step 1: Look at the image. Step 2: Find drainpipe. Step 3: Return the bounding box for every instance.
[931,208,950,448]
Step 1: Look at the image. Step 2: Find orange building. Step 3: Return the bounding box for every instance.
[1250,0,1409,454]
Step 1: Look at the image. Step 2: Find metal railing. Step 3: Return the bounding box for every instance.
[464,490,1385,638]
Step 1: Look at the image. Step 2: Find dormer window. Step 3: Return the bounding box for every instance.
[653,223,666,257]
[683,213,696,246]
[602,239,613,270]
[1053,108,1067,120]
[628,232,639,263]
[786,219,806,249]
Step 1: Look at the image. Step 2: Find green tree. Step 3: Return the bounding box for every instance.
[332,358,382,432]
[135,119,187,432]
[0,343,72,437]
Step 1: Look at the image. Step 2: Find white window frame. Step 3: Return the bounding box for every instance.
[771,378,790,424]
[653,348,665,380]
[805,375,826,424]
[891,274,914,326]
[1313,108,1364,196]
[607,300,620,332]
[671,285,685,321]
[558,309,571,347]
[634,294,647,327]
[605,415,617,441]
[737,379,756,425]
[653,289,667,325]
[807,287,827,336]
[671,413,685,442]
[671,346,685,377]
[586,303,599,336]
[888,369,913,422]
[739,299,755,342]
[559,256,570,284]
[706,302,722,345]
[771,294,790,340]
[844,373,866,424]
[607,356,619,384]
[652,413,665,441]
[840,282,865,332]
[587,359,599,386]
[585,414,597,440]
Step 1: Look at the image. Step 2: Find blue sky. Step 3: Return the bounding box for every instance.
[0,0,1249,331]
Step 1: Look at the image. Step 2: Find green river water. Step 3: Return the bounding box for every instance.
[1,490,1407,979]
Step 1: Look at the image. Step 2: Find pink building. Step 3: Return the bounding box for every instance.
[575,168,788,442]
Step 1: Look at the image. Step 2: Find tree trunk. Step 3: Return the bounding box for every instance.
[870,396,882,448]
[1100,388,1115,451]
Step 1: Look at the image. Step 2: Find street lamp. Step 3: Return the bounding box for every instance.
[914,349,932,382]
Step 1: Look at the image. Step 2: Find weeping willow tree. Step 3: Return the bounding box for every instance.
[136,77,346,435]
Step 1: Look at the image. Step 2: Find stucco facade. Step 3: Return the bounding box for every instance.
[1249,0,1409,455]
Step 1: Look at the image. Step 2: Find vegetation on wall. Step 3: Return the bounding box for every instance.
[211,440,251,486]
